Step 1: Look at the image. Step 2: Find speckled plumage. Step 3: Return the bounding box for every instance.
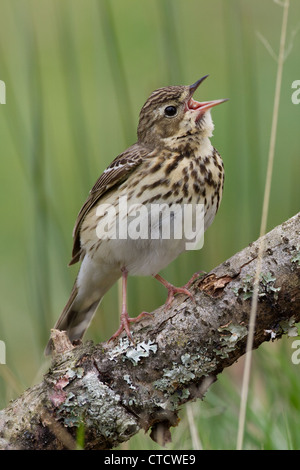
[45,77,227,354]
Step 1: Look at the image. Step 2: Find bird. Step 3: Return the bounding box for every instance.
[45,75,227,355]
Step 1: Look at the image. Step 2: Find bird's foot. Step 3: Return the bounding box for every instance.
[164,283,194,310]
[155,271,205,310]
[184,270,206,289]
[108,310,153,343]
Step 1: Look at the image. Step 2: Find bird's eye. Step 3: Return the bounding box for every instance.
[164,105,177,117]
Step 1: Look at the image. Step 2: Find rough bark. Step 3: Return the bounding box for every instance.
[0,213,299,450]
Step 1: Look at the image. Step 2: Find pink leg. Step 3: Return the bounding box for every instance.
[154,272,204,310]
[109,268,152,342]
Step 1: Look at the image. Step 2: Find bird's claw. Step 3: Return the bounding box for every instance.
[108,311,153,343]
[164,285,195,311]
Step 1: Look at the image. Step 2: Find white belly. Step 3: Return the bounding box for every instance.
[90,200,204,276]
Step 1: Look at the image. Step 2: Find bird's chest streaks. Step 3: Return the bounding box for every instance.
[125,147,224,228]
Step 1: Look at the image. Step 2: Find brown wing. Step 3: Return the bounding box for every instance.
[69,143,150,265]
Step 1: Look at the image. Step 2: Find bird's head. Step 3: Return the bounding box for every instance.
[137,76,227,147]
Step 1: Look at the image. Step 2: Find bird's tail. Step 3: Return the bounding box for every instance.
[44,281,102,355]
[44,257,121,355]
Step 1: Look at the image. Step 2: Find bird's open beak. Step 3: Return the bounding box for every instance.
[187,76,228,120]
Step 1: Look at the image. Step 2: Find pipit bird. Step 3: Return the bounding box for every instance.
[45,76,227,354]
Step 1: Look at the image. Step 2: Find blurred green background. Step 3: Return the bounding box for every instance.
[0,0,299,450]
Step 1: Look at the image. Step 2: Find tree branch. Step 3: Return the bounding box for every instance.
[0,213,299,450]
